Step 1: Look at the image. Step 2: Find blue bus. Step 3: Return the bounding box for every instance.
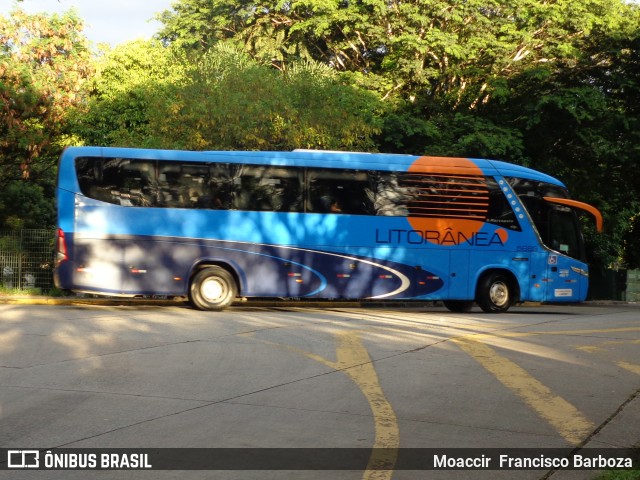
[54,147,602,312]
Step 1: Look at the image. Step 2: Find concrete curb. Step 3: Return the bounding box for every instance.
[0,295,637,309]
[0,296,185,307]
[548,393,640,479]
[0,296,424,309]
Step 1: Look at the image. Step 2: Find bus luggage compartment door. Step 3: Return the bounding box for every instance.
[122,238,185,295]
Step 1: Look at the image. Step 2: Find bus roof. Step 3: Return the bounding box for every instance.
[59,146,566,188]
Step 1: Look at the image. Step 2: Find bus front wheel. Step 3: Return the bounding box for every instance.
[476,273,513,313]
[189,266,237,311]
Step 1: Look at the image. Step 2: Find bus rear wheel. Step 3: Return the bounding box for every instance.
[189,266,237,311]
[476,273,513,313]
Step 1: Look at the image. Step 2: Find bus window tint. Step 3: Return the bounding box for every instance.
[485,178,521,231]
[308,169,374,215]
[204,163,234,209]
[76,157,156,207]
[156,161,234,209]
[75,157,519,225]
[76,157,100,199]
[370,172,410,216]
[157,162,209,208]
[549,207,584,259]
[232,165,303,212]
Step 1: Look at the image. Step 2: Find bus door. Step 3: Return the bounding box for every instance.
[541,204,587,302]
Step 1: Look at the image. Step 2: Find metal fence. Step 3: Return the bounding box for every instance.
[626,269,640,302]
[0,229,55,292]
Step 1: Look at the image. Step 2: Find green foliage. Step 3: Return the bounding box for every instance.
[156,0,630,105]
[0,8,93,186]
[76,42,382,151]
[499,11,640,269]
[70,40,186,147]
[379,106,525,162]
[593,462,640,480]
[0,180,56,230]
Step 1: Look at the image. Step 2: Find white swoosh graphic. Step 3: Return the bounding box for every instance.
[278,245,412,299]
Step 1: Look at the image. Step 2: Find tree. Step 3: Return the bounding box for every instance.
[503,7,640,268]
[0,180,55,229]
[372,0,640,268]
[71,40,186,147]
[156,0,628,104]
[77,42,382,151]
[0,8,93,230]
[0,8,93,185]
[151,45,382,150]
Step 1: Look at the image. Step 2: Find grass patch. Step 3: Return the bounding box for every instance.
[0,286,71,296]
[0,286,42,296]
[594,470,640,480]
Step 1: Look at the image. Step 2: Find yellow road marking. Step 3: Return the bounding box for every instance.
[599,339,640,347]
[302,332,399,480]
[250,319,636,471]
[255,331,399,480]
[575,345,605,353]
[471,326,640,341]
[618,362,640,375]
[453,336,595,446]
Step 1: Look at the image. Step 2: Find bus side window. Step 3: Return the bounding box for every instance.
[76,158,157,207]
[117,160,156,207]
[371,172,410,216]
[232,165,303,212]
[157,161,218,209]
[307,169,374,215]
[397,172,489,221]
[76,157,104,201]
[485,177,521,231]
[202,163,233,210]
[157,163,186,207]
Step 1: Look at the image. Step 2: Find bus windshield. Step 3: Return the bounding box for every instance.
[507,178,585,261]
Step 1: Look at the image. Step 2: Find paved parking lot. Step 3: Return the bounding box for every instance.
[0,302,638,479]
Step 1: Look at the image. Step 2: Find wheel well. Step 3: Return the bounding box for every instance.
[475,268,520,303]
[191,262,241,295]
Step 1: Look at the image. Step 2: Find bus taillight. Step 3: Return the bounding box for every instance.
[56,228,68,265]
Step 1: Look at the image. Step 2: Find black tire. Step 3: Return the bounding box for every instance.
[476,273,513,313]
[443,300,474,313]
[189,266,237,311]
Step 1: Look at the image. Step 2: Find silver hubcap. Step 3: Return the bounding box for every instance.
[201,277,225,302]
[489,281,509,307]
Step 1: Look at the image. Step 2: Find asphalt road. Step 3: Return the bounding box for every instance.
[0,302,638,479]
